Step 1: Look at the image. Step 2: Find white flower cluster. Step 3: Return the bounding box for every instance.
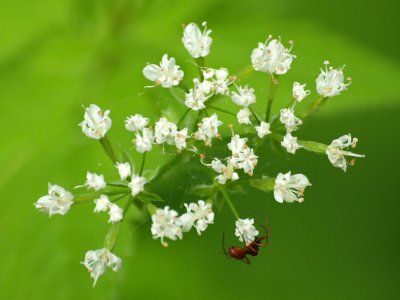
[251,36,295,74]
[34,21,366,285]
[194,113,222,146]
[125,114,190,153]
[94,194,123,223]
[203,134,258,184]
[185,67,233,111]
[151,200,214,247]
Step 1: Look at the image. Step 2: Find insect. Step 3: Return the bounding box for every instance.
[222,222,269,264]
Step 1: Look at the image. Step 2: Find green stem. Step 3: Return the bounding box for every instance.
[104,223,120,251]
[73,187,131,204]
[100,136,118,164]
[195,57,205,80]
[248,106,261,125]
[216,184,240,219]
[300,95,327,118]
[265,74,279,122]
[178,108,191,126]
[139,152,147,176]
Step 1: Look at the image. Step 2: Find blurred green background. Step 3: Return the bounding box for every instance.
[1,0,399,299]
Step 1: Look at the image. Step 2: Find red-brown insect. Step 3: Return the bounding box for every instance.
[222,223,269,264]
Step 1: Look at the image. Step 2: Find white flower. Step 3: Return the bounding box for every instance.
[115,162,131,180]
[178,200,214,235]
[151,206,182,247]
[326,134,365,172]
[85,172,106,191]
[79,104,112,140]
[34,183,73,217]
[108,203,123,223]
[125,114,149,132]
[234,147,258,176]
[209,158,239,184]
[235,218,259,244]
[194,114,222,146]
[281,133,301,154]
[292,82,310,102]
[143,54,184,88]
[279,108,302,133]
[128,175,146,196]
[94,195,110,213]
[212,68,230,95]
[231,85,256,107]
[227,135,247,156]
[154,117,177,145]
[274,171,311,203]
[316,61,351,97]
[255,121,271,138]
[82,248,121,287]
[237,107,252,125]
[251,38,295,74]
[175,128,189,150]
[182,22,212,58]
[184,87,208,111]
[134,128,153,153]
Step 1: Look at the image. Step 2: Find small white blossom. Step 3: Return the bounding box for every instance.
[280,108,302,133]
[235,218,259,244]
[85,172,106,191]
[227,135,247,156]
[143,54,184,88]
[326,134,364,172]
[108,203,123,223]
[175,128,189,150]
[128,175,146,196]
[154,117,177,145]
[115,162,131,180]
[233,147,258,176]
[292,82,310,102]
[237,107,252,125]
[274,171,311,203]
[316,61,351,97]
[34,184,73,217]
[82,248,121,287]
[125,114,149,132]
[212,68,230,95]
[231,85,256,107]
[79,104,112,140]
[182,22,212,58]
[178,200,214,235]
[134,128,153,153]
[281,133,301,154]
[255,121,271,138]
[209,158,239,184]
[184,86,208,111]
[194,114,222,146]
[93,195,110,213]
[151,206,182,247]
[251,37,295,74]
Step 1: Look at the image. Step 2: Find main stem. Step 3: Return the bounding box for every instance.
[139,152,147,176]
[265,74,278,122]
[217,184,240,219]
